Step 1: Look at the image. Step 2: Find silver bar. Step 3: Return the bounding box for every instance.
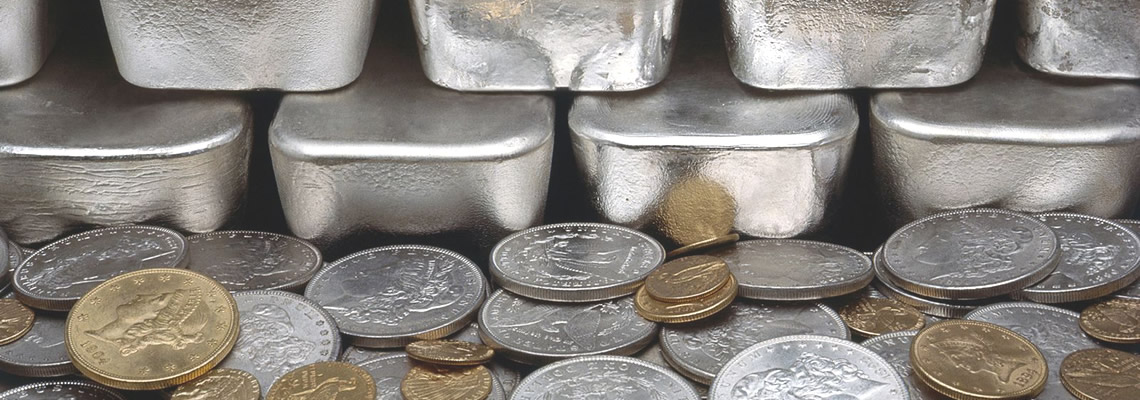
[1017,0,1140,79]
[0,0,55,87]
[271,13,554,249]
[569,34,858,242]
[871,56,1140,226]
[722,0,997,89]
[98,0,379,91]
[0,26,252,245]
[408,0,681,91]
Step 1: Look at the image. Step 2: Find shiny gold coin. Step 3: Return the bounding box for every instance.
[635,273,737,324]
[172,368,259,400]
[838,296,925,338]
[654,177,737,250]
[1080,297,1140,344]
[1061,348,1140,400]
[0,299,34,346]
[911,320,1047,400]
[401,364,493,400]
[406,339,495,367]
[665,233,740,259]
[65,268,239,391]
[267,361,376,400]
[644,255,731,302]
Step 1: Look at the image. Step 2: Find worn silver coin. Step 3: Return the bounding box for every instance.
[0,309,72,378]
[185,231,322,292]
[479,290,656,365]
[709,335,908,400]
[0,380,125,400]
[709,239,873,300]
[306,245,485,348]
[861,330,941,400]
[882,209,1059,300]
[359,352,506,400]
[660,301,849,384]
[13,225,188,311]
[872,249,989,319]
[1113,219,1140,299]
[1014,213,1140,303]
[633,343,709,398]
[217,290,340,397]
[510,355,700,400]
[490,223,665,302]
[966,302,1103,400]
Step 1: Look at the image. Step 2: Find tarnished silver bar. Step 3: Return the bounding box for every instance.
[721,0,997,89]
[569,31,858,241]
[98,0,379,91]
[408,0,681,91]
[871,56,1140,226]
[1018,0,1140,79]
[271,9,554,249]
[0,26,252,245]
[0,1,55,87]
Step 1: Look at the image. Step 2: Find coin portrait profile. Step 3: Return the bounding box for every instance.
[86,288,205,356]
[927,331,1026,384]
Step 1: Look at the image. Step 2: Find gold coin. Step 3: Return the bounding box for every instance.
[635,273,737,324]
[65,268,239,390]
[911,320,1047,400]
[654,177,737,250]
[1061,348,1140,400]
[401,364,492,400]
[0,299,34,346]
[267,361,376,400]
[644,255,730,303]
[406,340,495,367]
[838,296,925,338]
[171,368,259,400]
[1080,297,1140,344]
[665,233,740,259]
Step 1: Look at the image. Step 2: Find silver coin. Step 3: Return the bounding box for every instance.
[5,241,20,276]
[339,345,399,365]
[446,322,522,395]
[305,245,485,348]
[12,225,188,311]
[882,209,1059,300]
[0,311,72,378]
[0,380,125,400]
[872,249,988,318]
[479,289,656,365]
[1113,219,1140,299]
[359,352,506,400]
[709,335,908,400]
[490,223,664,302]
[660,301,849,385]
[710,239,873,300]
[510,355,701,400]
[633,343,710,398]
[965,302,1103,400]
[860,330,941,400]
[185,231,322,292]
[218,290,340,397]
[1014,213,1140,303]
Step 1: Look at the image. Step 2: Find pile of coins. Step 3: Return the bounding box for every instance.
[0,210,1137,399]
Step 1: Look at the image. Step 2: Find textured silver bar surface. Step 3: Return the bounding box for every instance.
[722,0,997,89]
[409,0,681,91]
[570,34,858,240]
[1018,0,1140,79]
[871,55,1140,227]
[0,1,54,87]
[98,0,378,90]
[271,8,554,249]
[0,27,252,245]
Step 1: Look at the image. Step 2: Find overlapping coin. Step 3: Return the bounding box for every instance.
[910,320,1047,400]
[406,339,494,367]
[1061,348,1140,400]
[635,254,738,323]
[0,380,126,400]
[360,353,506,400]
[266,361,375,400]
[0,300,32,347]
[171,368,260,400]
[0,309,73,378]
[634,274,737,323]
[1015,213,1140,303]
[861,330,943,400]
[1079,297,1140,344]
[186,231,323,292]
[839,296,925,338]
[512,356,701,400]
[711,239,873,300]
[401,364,493,400]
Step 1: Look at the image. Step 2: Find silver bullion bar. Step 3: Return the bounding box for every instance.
[97,0,378,91]
[871,53,1140,227]
[1017,0,1140,79]
[271,4,553,249]
[0,23,252,246]
[721,0,997,89]
[570,28,858,240]
[408,0,681,91]
[0,0,55,87]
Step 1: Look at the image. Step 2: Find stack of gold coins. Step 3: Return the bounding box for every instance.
[634,255,738,323]
[401,339,496,400]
